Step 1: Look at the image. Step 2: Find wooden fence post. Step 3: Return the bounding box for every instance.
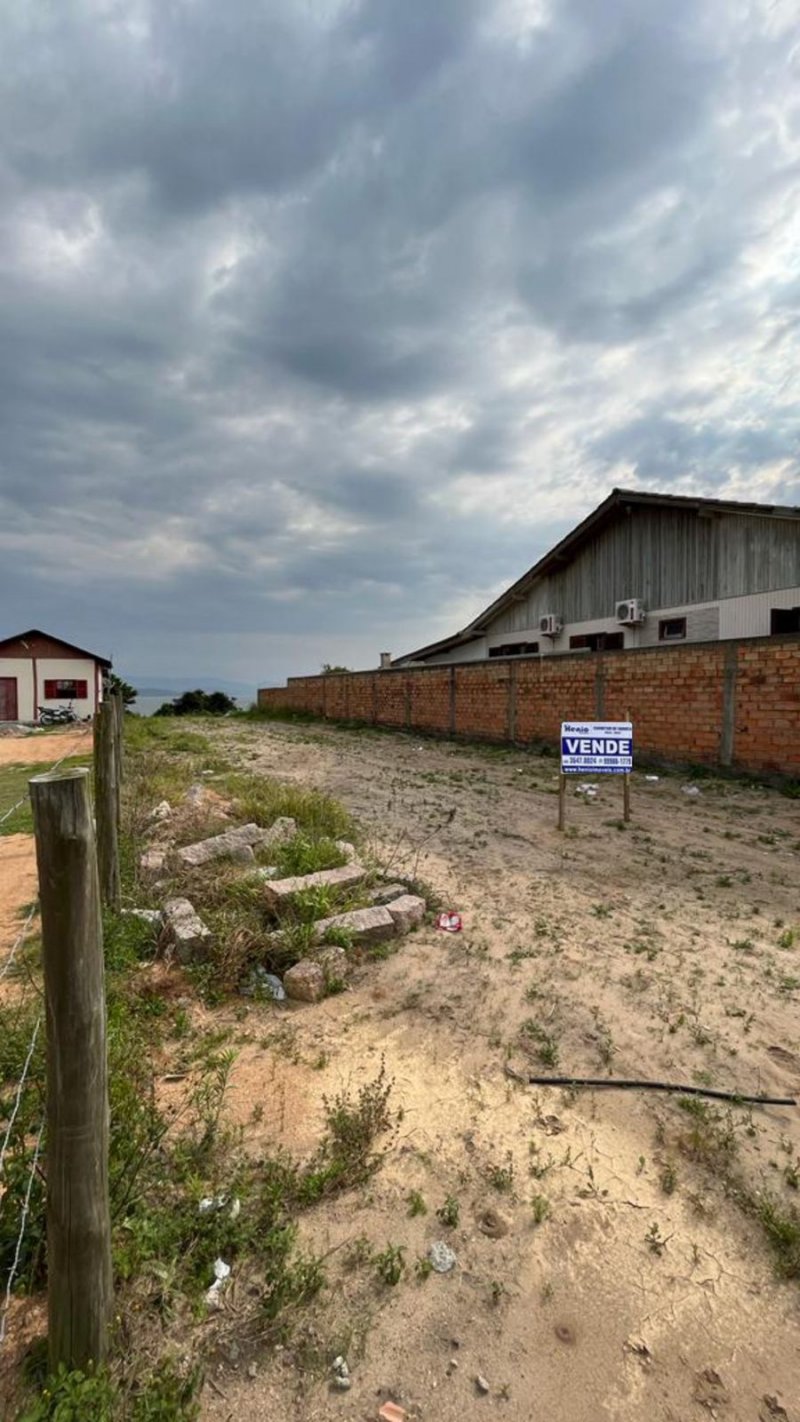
[111,688,124,824]
[94,698,120,910]
[29,766,112,1373]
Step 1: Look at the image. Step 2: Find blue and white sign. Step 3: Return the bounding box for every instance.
[561,721,633,774]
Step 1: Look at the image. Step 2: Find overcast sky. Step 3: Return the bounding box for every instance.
[1,0,798,685]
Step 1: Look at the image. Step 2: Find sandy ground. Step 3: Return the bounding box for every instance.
[198,720,800,1422]
[0,727,92,966]
[1,721,797,1420]
[0,726,91,769]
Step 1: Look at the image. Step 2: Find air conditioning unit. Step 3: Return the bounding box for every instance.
[539,613,563,637]
[616,598,646,626]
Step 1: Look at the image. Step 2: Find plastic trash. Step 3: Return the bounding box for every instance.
[436,912,463,933]
[240,966,286,1001]
[205,1257,231,1308]
[199,1194,240,1219]
[645,775,660,783]
[332,1357,351,1390]
[682,785,702,798]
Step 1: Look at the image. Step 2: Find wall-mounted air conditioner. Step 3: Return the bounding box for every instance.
[539,613,563,637]
[616,598,646,626]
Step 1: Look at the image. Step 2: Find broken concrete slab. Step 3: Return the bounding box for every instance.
[386,895,426,933]
[367,882,410,906]
[283,959,326,1003]
[140,847,168,876]
[314,905,395,947]
[121,908,164,927]
[177,823,270,868]
[163,897,212,963]
[263,862,365,911]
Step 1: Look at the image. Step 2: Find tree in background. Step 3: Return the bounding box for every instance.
[153,689,237,717]
[108,673,138,708]
[321,664,351,674]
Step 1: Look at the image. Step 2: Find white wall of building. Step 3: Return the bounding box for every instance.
[0,659,35,721]
[0,657,100,721]
[416,583,800,665]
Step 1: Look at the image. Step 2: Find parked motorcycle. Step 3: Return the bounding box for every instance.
[38,702,77,726]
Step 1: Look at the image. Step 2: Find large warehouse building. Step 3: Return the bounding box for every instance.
[395,488,800,665]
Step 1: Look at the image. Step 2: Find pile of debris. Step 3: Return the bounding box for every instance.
[135,795,426,1004]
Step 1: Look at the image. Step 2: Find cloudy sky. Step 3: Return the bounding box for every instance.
[1,0,798,685]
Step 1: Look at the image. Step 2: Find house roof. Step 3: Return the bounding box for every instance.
[0,628,113,668]
[396,487,800,663]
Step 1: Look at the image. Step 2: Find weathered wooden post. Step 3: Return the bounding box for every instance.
[94,698,120,910]
[111,687,124,826]
[29,767,112,1373]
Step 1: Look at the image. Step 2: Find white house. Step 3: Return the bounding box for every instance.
[0,628,112,723]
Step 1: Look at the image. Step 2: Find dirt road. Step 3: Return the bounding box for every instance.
[201,720,800,1422]
[0,728,93,961]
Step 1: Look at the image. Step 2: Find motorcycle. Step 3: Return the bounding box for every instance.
[38,702,78,726]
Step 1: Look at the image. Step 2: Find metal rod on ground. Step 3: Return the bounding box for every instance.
[29,766,112,1373]
[558,771,566,832]
[94,698,120,910]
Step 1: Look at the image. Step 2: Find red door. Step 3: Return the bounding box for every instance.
[0,677,18,721]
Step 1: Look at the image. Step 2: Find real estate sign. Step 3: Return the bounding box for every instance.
[561,721,633,774]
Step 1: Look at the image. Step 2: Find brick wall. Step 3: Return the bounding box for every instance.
[258,635,800,777]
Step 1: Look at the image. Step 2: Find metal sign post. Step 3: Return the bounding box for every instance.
[558,720,634,831]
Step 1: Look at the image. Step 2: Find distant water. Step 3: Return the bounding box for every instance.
[132,696,171,717]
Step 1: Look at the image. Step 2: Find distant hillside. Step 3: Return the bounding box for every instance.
[130,675,262,702]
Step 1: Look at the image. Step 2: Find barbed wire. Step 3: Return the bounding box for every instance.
[0,1116,44,1347]
[0,725,92,826]
[0,1016,42,1186]
[0,903,38,984]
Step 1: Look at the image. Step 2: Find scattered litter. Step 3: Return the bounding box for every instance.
[205,1257,231,1308]
[240,966,286,1001]
[429,1240,457,1273]
[247,1362,258,1380]
[332,1357,351,1391]
[574,782,598,798]
[378,1405,408,1422]
[476,1375,490,1395]
[436,912,462,934]
[199,1195,240,1219]
[682,785,702,798]
[148,800,172,822]
[644,775,660,783]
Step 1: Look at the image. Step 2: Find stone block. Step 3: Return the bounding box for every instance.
[315,944,349,982]
[177,823,270,868]
[140,847,168,876]
[163,897,212,963]
[260,816,297,847]
[283,959,325,1003]
[368,882,409,906]
[314,905,395,947]
[386,895,426,934]
[263,863,365,912]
